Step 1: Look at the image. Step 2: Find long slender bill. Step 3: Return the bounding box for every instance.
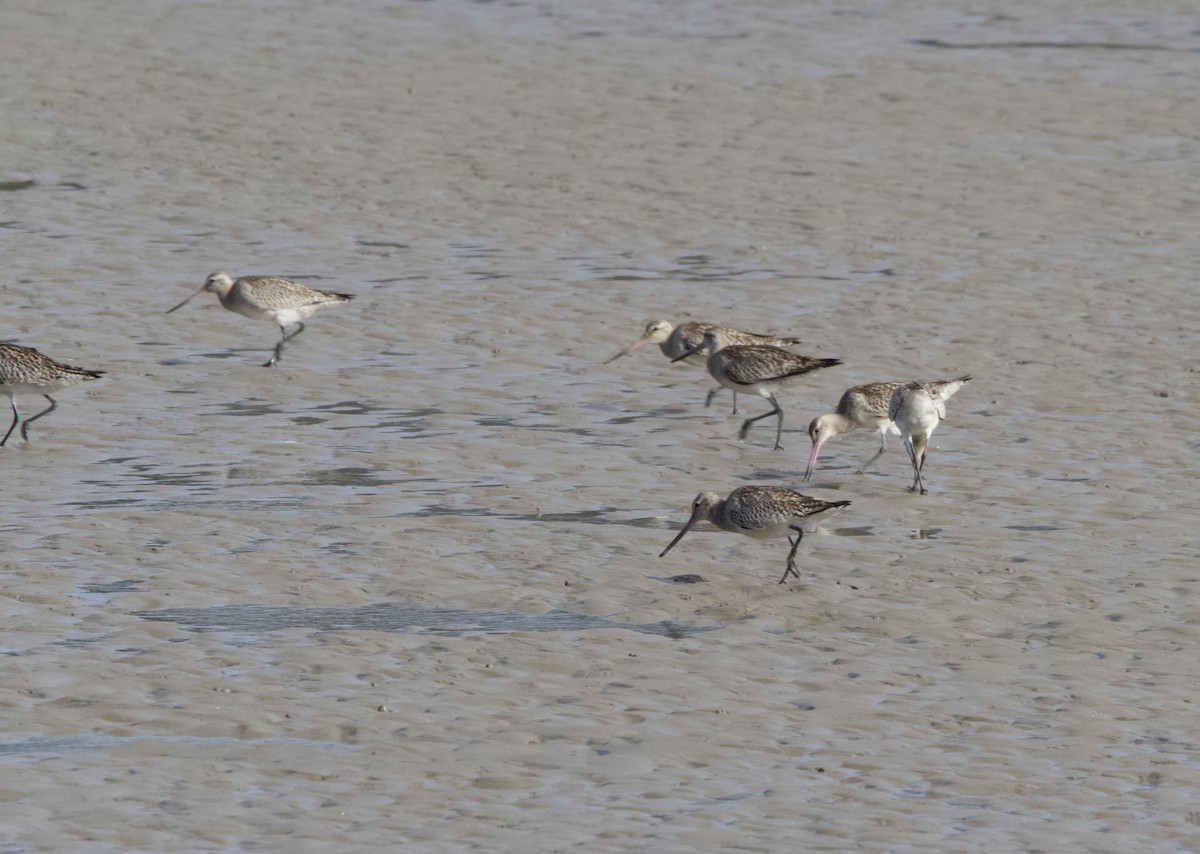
[670,342,705,364]
[803,441,822,481]
[659,512,701,557]
[604,337,649,364]
[166,284,208,314]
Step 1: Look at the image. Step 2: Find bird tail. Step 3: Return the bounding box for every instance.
[779,357,842,382]
[67,367,104,381]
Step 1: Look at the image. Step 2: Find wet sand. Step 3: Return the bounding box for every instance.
[2,0,1199,849]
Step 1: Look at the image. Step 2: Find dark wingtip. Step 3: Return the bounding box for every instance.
[822,358,843,368]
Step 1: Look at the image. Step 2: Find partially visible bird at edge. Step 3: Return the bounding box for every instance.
[0,342,104,446]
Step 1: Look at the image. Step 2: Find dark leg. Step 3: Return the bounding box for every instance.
[1,395,19,447]
[739,395,785,450]
[856,435,888,474]
[703,388,738,414]
[739,393,787,450]
[903,441,927,494]
[778,529,804,584]
[20,395,58,441]
[264,321,306,367]
[914,450,928,495]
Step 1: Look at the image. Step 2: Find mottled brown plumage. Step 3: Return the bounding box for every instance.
[675,328,842,450]
[660,485,851,583]
[167,271,354,366]
[606,319,803,412]
[0,342,104,445]
[805,377,970,480]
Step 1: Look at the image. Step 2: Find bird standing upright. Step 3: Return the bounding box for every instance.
[606,319,803,413]
[167,271,354,367]
[675,328,841,450]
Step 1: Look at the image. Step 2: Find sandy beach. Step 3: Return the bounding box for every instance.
[1,0,1199,849]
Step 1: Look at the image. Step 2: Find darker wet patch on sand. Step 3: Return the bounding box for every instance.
[912,38,1194,52]
[0,733,352,757]
[133,603,717,638]
[80,579,147,594]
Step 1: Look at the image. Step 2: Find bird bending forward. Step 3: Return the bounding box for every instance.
[660,485,850,584]
[888,375,971,494]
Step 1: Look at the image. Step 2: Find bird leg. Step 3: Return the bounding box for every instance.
[779,530,804,584]
[704,388,739,414]
[913,450,928,494]
[739,395,785,450]
[265,321,307,367]
[903,440,928,494]
[1,396,19,447]
[19,395,57,442]
[856,435,888,475]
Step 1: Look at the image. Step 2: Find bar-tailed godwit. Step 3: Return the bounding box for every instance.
[167,272,355,367]
[675,328,841,450]
[888,376,972,494]
[0,343,104,446]
[804,376,971,480]
[659,485,850,584]
[606,320,803,412]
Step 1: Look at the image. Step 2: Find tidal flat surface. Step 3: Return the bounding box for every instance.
[1,0,1198,850]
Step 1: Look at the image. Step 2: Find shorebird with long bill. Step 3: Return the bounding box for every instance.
[0,342,104,446]
[888,376,972,494]
[674,327,841,450]
[659,485,850,584]
[606,319,803,413]
[167,271,354,367]
[804,376,971,480]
